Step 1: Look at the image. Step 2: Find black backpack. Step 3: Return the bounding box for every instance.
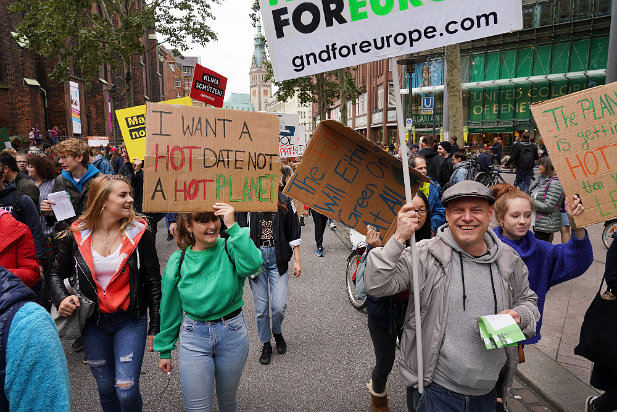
[0,192,24,224]
[518,144,536,170]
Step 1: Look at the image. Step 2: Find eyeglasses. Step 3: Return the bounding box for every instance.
[414,209,428,216]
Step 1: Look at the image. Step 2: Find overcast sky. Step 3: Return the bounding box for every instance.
[180,0,257,96]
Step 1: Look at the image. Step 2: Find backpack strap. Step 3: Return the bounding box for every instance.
[0,301,28,410]
[177,249,186,280]
[177,239,235,280]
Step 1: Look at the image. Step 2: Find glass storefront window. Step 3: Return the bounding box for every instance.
[551,42,570,73]
[523,4,535,28]
[570,39,590,72]
[555,0,572,23]
[595,0,611,16]
[501,50,517,79]
[533,45,552,75]
[517,48,534,77]
[576,0,593,19]
[471,55,485,82]
[486,53,500,80]
[539,1,554,26]
[589,37,609,69]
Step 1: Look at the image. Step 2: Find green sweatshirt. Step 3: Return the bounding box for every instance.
[153,223,263,359]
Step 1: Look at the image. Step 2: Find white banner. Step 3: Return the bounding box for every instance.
[69,81,81,134]
[260,0,522,81]
[276,112,302,158]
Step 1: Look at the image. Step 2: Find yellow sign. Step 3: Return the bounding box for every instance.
[116,97,192,160]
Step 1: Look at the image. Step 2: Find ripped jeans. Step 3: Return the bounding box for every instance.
[82,311,147,412]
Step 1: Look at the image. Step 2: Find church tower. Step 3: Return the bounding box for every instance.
[249,22,272,112]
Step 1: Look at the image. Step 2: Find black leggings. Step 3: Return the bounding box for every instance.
[312,211,328,248]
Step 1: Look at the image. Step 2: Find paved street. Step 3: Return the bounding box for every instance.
[61,172,609,411]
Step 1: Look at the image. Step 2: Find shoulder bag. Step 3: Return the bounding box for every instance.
[51,276,95,340]
[574,275,617,365]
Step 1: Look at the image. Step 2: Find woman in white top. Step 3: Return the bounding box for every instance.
[48,174,161,412]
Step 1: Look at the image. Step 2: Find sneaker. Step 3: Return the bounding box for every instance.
[273,333,287,354]
[585,396,598,412]
[259,343,272,365]
[72,337,84,352]
[329,222,336,230]
[316,247,324,257]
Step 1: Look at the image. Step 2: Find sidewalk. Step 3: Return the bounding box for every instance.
[515,223,606,412]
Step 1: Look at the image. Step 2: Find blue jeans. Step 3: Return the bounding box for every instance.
[514,168,534,193]
[82,311,147,412]
[408,383,496,412]
[249,246,288,343]
[179,312,249,412]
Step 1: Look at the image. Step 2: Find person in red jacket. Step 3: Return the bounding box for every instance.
[0,209,40,287]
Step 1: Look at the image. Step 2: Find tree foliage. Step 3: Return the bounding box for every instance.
[8,0,220,106]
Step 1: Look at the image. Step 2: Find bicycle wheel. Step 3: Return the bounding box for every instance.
[345,251,366,310]
[602,221,617,249]
[474,171,491,187]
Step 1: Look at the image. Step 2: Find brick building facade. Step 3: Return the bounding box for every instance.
[0,0,180,146]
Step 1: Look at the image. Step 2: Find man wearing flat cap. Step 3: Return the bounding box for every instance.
[365,181,539,412]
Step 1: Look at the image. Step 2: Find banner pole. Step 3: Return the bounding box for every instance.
[390,57,424,394]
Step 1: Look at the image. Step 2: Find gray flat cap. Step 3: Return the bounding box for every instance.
[441,180,495,206]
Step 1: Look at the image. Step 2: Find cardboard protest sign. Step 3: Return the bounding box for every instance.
[275,113,302,158]
[190,64,227,108]
[87,136,109,147]
[260,0,523,81]
[143,103,280,213]
[116,96,192,161]
[530,82,617,227]
[284,120,427,237]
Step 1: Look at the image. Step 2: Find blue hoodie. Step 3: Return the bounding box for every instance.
[61,164,100,192]
[494,227,593,344]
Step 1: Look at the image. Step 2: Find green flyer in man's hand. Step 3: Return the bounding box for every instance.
[478,314,526,350]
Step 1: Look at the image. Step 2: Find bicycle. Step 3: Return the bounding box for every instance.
[602,218,617,249]
[473,164,506,187]
[345,229,367,310]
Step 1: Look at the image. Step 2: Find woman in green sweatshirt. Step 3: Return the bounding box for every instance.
[153,202,263,412]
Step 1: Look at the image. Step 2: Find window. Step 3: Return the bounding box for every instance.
[523,4,535,28]
[376,84,384,110]
[387,82,396,108]
[356,92,367,115]
[177,93,181,98]
[596,0,611,16]
[175,79,181,88]
[168,63,175,72]
[184,79,190,88]
[538,1,553,26]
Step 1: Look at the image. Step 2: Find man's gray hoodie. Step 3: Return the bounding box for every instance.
[365,225,539,399]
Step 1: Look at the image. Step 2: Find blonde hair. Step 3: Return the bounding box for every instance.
[54,138,90,167]
[61,175,143,236]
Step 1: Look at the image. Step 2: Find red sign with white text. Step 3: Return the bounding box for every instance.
[190,64,227,107]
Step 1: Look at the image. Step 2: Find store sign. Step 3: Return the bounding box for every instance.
[412,113,442,124]
[531,82,617,227]
[260,0,523,81]
[190,64,227,107]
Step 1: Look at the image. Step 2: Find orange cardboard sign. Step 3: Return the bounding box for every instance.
[531,81,617,227]
[284,120,427,237]
[143,103,280,213]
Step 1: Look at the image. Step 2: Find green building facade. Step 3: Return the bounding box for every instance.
[404,0,612,147]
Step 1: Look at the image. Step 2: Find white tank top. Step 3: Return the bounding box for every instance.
[92,244,122,290]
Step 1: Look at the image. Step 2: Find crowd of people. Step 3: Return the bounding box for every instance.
[0,131,614,412]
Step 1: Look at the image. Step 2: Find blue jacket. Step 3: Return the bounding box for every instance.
[0,266,70,411]
[93,156,114,175]
[427,182,445,234]
[494,228,593,344]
